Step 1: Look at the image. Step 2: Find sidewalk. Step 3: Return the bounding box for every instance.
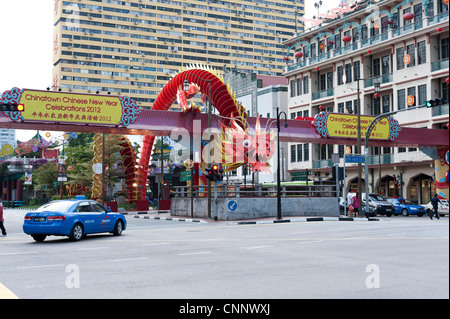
[123,210,379,224]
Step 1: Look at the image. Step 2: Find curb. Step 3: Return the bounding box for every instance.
[130,214,208,224]
[229,217,379,225]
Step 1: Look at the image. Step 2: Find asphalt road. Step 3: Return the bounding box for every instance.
[0,209,448,300]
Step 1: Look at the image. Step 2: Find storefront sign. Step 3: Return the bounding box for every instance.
[312,112,401,141]
[0,88,141,126]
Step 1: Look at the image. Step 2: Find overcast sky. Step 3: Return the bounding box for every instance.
[0,0,341,142]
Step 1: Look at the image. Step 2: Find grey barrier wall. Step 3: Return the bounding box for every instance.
[170,197,339,221]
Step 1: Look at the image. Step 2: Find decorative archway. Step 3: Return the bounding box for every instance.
[134,66,248,200]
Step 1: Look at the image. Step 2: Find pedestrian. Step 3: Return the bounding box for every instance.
[347,190,354,216]
[0,199,7,237]
[429,194,441,220]
[353,192,360,218]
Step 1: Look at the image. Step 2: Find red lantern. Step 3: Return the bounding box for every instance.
[446,77,449,84]
[343,35,352,43]
[437,27,443,33]
[403,12,414,20]
[295,51,303,58]
[367,49,372,54]
[374,93,380,99]
[315,67,319,71]
[319,105,323,110]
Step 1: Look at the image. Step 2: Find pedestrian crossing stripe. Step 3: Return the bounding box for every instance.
[0,282,18,299]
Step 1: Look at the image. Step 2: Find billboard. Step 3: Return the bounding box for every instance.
[0,88,141,127]
[312,112,401,141]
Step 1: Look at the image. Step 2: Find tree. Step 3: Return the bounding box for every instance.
[32,162,58,194]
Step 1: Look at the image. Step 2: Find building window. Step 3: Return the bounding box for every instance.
[297,144,303,162]
[345,63,352,83]
[338,102,345,113]
[290,80,295,97]
[374,96,381,115]
[297,78,302,96]
[290,145,296,163]
[406,44,416,67]
[353,61,360,81]
[418,84,427,106]
[382,95,390,113]
[398,89,406,110]
[417,41,426,65]
[407,87,416,107]
[442,37,449,59]
[397,47,405,70]
[337,66,343,85]
[304,144,309,161]
[303,76,309,94]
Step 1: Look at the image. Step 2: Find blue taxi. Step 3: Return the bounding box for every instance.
[23,197,126,242]
[387,198,426,217]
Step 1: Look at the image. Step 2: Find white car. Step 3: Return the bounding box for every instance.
[424,199,449,217]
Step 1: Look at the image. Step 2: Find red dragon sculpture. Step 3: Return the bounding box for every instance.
[132,65,277,200]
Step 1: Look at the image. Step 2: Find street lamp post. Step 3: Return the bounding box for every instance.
[276,107,288,220]
[356,77,380,217]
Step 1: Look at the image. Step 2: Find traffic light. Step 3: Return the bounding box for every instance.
[205,167,214,181]
[1,103,24,112]
[425,98,447,108]
[205,165,224,182]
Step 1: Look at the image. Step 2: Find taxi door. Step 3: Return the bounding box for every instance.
[90,202,113,232]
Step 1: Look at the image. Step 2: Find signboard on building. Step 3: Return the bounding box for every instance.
[312,112,401,141]
[0,88,141,127]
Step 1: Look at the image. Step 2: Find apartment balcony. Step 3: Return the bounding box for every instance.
[364,73,393,88]
[432,103,449,117]
[431,58,449,72]
[366,154,393,165]
[312,88,334,101]
[312,159,333,169]
[285,12,449,75]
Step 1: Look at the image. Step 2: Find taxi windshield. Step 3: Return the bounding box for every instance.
[36,201,76,212]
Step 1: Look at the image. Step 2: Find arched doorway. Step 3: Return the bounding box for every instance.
[377,175,399,198]
[407,174,433,204]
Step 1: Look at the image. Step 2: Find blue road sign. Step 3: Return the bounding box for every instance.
[346,155,366,163]
[227,200,238,212]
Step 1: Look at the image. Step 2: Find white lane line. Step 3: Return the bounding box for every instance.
[76,247,109,251]
[17,264,64,270]
[244,245,273,250]
[0,252,37,256]
[298,240,323,245]
[108,257,148,263]
[178,251,211,256]
[142,242,171,246]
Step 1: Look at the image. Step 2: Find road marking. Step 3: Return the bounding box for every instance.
[298,240,323,245]
[108,257,148,263]
[178,251,211,256]
[0,283,18,299]
[142,242,171,246]
[245,245,273,250]
[0,252,37,256]
[76,246,109,251]
[17,264,64,270]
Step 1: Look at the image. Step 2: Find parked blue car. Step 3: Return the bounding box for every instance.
[23,198,126,242]
[387,198,426,217]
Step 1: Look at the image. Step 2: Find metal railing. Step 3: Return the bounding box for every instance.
[172,184,337,199]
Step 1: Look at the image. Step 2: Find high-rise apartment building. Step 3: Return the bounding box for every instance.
[52,0,304,110]
[283,0,448,204]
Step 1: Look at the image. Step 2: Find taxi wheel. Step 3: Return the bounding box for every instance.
[402,209,409,217]
[69,223,84,241]
[113,220,124,236]
[31,234,47,242]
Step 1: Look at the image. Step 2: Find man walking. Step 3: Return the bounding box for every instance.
[429,194,441,220]
[0,199,7,237]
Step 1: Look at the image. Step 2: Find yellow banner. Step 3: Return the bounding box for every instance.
[326,113,391,140]
[19,90,123,125]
